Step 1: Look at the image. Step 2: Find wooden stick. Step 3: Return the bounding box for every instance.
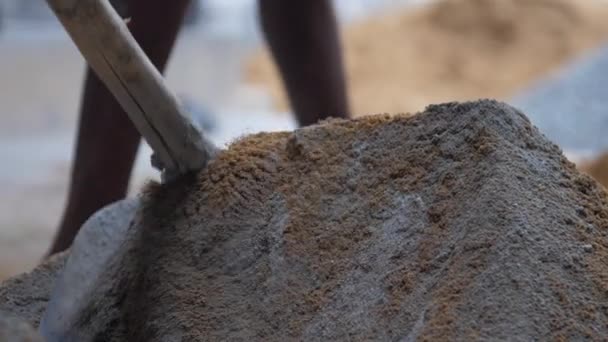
[46,0,218,179]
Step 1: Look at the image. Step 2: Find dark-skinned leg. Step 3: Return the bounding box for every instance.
[258,0,350,126]
[48,0,192,255]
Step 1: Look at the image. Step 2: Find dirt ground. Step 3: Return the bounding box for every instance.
[246,0,608,116]
[4,101,608,340]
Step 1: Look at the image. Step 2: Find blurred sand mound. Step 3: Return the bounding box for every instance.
[581,152,608,188]
[246,0,608,116]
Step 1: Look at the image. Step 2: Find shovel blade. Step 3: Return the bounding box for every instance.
[39,198,139,342]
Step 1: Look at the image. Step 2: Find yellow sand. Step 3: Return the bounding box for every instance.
[246,0,608,116]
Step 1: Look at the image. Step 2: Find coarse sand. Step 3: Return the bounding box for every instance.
[2,100,608,340]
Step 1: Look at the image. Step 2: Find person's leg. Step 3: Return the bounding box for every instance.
[258,0,350,126]
[48,0,192,255]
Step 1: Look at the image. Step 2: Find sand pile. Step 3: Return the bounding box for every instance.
[0,253,67,328]
[0,253,65,341]
[0,315,43,342]
[246,0,608,116]
[2,100,608,340]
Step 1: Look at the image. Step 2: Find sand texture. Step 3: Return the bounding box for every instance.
[0,314,43,342]
[2,100,608,340]
[0,252,67,328]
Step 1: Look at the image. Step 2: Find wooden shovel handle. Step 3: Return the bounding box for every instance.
[46,0,218,179]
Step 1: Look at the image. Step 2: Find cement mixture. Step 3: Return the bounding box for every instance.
[0,253,66,328]
[0,314,43,342]
[2,100,608,340]
[247,0,608,116]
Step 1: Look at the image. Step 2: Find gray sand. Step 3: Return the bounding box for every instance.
[2,100,608,341]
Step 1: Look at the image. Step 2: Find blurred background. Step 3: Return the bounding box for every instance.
[2,0,608,280]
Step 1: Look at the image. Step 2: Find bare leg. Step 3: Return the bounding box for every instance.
[48,0,192,255]
[258,0,350,126]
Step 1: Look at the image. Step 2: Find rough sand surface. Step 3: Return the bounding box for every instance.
[0,314,43,342]
[0,252,66,327]
[3,101,608,340]
[247,0,608,116]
